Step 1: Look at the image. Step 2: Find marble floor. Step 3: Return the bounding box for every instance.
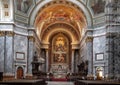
[46,81,74,85]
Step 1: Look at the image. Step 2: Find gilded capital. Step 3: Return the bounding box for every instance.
[28,36,35,42]
[6,31,14,36]
[0,31,5,36]
[86,36,93,42]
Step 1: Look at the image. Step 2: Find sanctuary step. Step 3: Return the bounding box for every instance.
[51,78,67,81]
[47,81,74,85]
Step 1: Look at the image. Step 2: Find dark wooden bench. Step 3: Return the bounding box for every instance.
[0,79,46,85]
[75,80,120,85]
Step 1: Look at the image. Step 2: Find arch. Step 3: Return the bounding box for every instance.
[41,23,79,43]
[40,22,80,40]
[29,0,92,27]
[42,28,77,44]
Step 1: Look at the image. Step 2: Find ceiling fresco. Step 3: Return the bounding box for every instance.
[35,4,86,27]
[35,2,87,42]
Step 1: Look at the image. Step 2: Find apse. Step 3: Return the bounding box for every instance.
[34,0,87,74]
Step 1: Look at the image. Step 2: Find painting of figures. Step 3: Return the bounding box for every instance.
[53,54,66,63]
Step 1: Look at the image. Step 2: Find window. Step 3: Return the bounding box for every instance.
[4,11,9,16]
[4,4,8,8]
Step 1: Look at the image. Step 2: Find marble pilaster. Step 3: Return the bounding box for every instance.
[86,36,93,75]
[74,50,79,73]
[45,49,49,72]
[71,49,75,73]
[5,31,14,73]
[41,49,46,72]
[113,34,120,78]
[0,31,5,72]
[106,34,114,78]
[27,36,35,75]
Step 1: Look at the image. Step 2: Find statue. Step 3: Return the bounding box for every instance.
[77,60,88,76]
[91,0,105,14]
[17,0,32,13]
[33,51,38,61]
[21,0,29,13]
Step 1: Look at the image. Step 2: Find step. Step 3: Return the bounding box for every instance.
[46,81,74,85]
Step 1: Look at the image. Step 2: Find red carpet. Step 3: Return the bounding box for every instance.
[52,78,67,81]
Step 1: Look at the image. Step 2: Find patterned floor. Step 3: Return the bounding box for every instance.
[46,81,74,85]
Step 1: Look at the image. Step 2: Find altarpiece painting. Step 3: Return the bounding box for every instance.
[52,34,69,64]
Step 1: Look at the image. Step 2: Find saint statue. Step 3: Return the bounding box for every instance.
[17,0,31,13]
[21,0,29,13]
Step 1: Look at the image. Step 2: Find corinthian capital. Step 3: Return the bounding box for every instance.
[28,36,35,42]
[0,31,5,36]
[6,31,14,36]
[85,36,93,42]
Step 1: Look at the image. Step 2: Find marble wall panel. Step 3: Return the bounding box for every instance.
[93,36,106,56]
[14,34,28,62]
